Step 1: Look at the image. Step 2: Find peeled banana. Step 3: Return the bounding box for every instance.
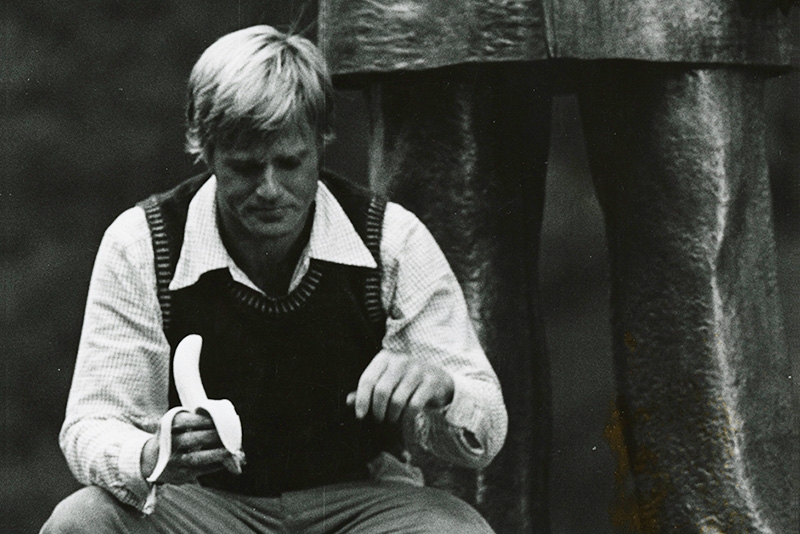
[171,334,245,474]
[143,334,245,513]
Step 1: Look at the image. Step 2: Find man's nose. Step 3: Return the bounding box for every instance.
[256,167,281,199]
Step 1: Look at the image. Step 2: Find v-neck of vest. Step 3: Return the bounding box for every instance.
[226,260,324,315]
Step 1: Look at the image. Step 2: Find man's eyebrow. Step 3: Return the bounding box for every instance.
[223,155,263,164]
[279,147,311,158]
[222,143,313,164]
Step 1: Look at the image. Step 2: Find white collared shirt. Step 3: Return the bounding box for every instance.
[60,176,508,510]
[170,177,378,294]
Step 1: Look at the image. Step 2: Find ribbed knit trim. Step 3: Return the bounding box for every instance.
[364,196,387,327]
[140,197,174,332]
[225,195,385,320]
[141,184,386,326]
[226,264,324,315]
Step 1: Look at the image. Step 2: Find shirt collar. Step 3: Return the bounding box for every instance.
[169,176,376,293]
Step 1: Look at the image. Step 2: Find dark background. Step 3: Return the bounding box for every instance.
[3,2,797,533]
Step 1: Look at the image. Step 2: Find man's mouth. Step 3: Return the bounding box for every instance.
[252,207,287,221]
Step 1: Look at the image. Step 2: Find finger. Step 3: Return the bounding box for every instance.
[172,411,215,433]
[173,429,223,452]
[385,371,423,424]
[167,463,225,484]
[222,454,244,475]
[409,370,454,412]
[346,391,356,406]
[172,447,231,473]
[408,379,439,414]
[370,359,407,423]
[355,352,390,419]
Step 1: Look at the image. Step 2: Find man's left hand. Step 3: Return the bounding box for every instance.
[347,350,455,424]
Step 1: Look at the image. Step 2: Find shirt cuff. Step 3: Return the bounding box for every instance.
[412,374,489,466]
[117,428,155,504]
[444,374,487,455]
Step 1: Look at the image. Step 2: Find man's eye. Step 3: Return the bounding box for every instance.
[276,157,301,170]
[230,163,262,175]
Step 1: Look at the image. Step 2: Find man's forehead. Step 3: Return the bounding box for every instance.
[222,127,315,160]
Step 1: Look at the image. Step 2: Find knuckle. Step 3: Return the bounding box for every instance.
[358,373,376,391]
[389,398,407,415]
[180,453,199,467]
[373,384,391,401]
[409,395,426,412]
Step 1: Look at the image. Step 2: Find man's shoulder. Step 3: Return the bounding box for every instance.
[102,172,211,261]
[99,205,154,268]
[383,200,419,225]
[320,170,380,204]
[315,170,432,254]
[137,172,212,208]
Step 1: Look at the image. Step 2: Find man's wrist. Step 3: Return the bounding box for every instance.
[140,436,158,480]
[114,429,157,504]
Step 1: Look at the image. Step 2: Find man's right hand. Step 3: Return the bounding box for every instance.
[140,411,233,484]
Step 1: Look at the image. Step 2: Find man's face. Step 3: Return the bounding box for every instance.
[210,124,319,249]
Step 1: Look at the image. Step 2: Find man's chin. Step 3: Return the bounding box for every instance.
[243,210,308,244]
[248,219,296,241]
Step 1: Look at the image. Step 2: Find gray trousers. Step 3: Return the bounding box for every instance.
[41,480,493,533]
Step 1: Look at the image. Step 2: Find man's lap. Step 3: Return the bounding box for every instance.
[40,481,494,533]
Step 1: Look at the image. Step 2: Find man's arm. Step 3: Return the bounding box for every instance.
[59,207,170,509]
[62,207,237,512]
[359,202,508,469]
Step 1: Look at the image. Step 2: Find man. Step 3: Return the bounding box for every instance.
[41,25,506,533]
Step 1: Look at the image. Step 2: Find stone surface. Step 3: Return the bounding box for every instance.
[578,64,797,533]
[367,64,554,533]
[320,0,795,78]
[359,62,797,533]
[319,3,797,532]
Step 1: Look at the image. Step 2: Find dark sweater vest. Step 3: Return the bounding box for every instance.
[138,172,402,496]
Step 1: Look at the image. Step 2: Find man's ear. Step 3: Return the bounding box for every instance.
[202,145,215,168]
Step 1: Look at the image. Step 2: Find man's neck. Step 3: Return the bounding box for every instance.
[220,209,315,297]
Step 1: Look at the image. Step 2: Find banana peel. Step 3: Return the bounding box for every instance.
[143,335,245,514]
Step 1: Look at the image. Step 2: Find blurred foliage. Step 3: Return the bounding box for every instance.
[2,2,796,533]
[3,2,317,532]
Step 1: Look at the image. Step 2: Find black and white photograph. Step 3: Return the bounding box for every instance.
[4,2,798,532]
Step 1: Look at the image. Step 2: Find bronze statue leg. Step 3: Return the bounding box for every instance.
[366,63,553,534]
[579,62,796,533]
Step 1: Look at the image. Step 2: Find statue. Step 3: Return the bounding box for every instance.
[319,1,797,532]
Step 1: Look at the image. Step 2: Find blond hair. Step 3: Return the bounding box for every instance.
[185,25,334,163]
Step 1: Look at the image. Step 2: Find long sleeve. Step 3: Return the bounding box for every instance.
[59,207,170,511]
[60,187,508,511]
[380,202,507,469]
